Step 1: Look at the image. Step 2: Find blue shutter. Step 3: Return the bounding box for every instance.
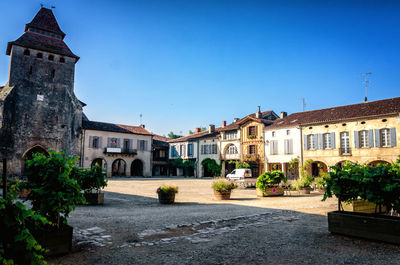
[89,136,93,148]
[318,134,323,149]
[390,128,397,147]
[375,129,381,147]
[107,137,111,148]
[354,131,359,148]
[330,132,335,149]
[368,130,374,148]
[313,134,318,149]
[303,135,308,150]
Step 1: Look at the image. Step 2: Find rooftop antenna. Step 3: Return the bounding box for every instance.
[364,72,372,102]
[51,6,56,9]
[139,114,142,125]
[302,98,306,112]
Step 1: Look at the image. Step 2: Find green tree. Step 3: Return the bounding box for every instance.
[168,132,182,139]
[201,158,222,177]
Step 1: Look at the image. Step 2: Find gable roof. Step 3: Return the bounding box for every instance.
[25,8,65,38]
[267,97,400,129]
[220,110,278,131]
[82,120,152,136]
[169,128,221,143]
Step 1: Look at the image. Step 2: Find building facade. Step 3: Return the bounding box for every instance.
[219,119,241,177]
[152,135,170,176]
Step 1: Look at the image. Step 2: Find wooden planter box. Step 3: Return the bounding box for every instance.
[214,190,232,200]
[328,211,400,244]
[158,193,176,204]
[256,187,284,197]
[341,200,386,214]
[30,224,73,256]
[84,193,104,205]
[297,187,311,195]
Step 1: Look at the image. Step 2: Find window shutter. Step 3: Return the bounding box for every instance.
[303,135,308,150]
[284,139,288,154]
[129,139,132,149]
[117,138,121,148]
[270,141,274,154]
[318,134,323,149]
[375,129,381,147]
[354,131,359,148]
[330,133,335,149]
[368,130,374,148]
[137,140,140,150]
[89,136,93,148]
[98,137,102,148]
[289,139,293,154]
[144,141,148,151]
[313,134,318,149]
[107,137,111,148]
[390,128,397,147]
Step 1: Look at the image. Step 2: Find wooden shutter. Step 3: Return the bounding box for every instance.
[284,139,288,154]
[137,140,140,150]
[144,141,148,151]
[270,141,274,154]
[390,128,397,147]
[289,139,293,154]
[107,137,111,148]
[98,137,102,148]
[330,133,335,149]
[318,134,323,149]
[313,134,317,149]
[117,138,121,148]
[368,130,374,148]
[354,131,359,148]
[375,129,381,147]
[129,139,133,149]
[303,135,308,150]
[255,126,258,136]
[89,136,93,148]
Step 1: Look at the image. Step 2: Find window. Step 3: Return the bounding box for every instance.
[201,144,217,155]
[359,130,369,148]
[272,131,276,137]
[138,140,148,151]
[109,138,119,148]
[248,126,256,136]
[37,53,43,59]
[307,134,316,150]
[90,136,101,148]
[340,132,350,154]
[381,129,391,147]
[48,55,54,61]
[179,144,185,156]
[123,139,130,151]
[323,133,331,149]
[249,145,256,154]
[188,143,194,157]
[270,140,278,155]
[93,137,99,148]
[24,49,30,56]
[171,146,178,158]
[224,131,237,140]
[60,57,65,63]
[159,150,166,158]
[226,145,238,154]
[286,130,290,135]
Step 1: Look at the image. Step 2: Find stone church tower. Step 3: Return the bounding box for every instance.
[0,8,84,175]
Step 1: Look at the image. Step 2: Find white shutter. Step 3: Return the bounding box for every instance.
[390,128,397,147]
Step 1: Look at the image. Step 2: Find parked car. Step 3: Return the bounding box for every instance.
[226,169,252,181]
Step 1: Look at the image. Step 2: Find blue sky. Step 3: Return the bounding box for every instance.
[0,0,399,136]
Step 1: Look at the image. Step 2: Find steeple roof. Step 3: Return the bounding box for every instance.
[25,8,66,39]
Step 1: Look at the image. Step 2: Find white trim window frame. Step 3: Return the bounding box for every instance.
[359,130,369,148]
[323,133,331,149]
[381,128,391,147]
[307,134,315,150]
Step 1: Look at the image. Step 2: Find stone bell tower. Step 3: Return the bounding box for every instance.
[0,7,84,175]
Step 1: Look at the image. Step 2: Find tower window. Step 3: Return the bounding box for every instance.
[60,57,65,63]
[29,66,32,76]
[24,49,30,56]
[37,53,43,59]
[51,69,55,79]
[48,55,54,61]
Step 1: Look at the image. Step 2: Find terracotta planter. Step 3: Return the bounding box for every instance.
[298,187,311,195]
[256,187,284,197]
[328,211,400,244]
[158,193,176,204]
[341,200,386,214]
[214,190,232,200]
[29,224,73,256]
[84,193,104,205]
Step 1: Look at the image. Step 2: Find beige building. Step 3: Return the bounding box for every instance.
[219,119,241,177]
[81,120,153,177]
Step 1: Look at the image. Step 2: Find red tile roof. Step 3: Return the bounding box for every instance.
[267,97,400,129]
[169,128,222,143]
[153,135,171,142]
[25,8,65,38]
[83,120,152,136]
[219,110,277,131]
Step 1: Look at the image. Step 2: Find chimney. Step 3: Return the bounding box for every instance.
[195,128,201,134]
[208,124,215,133]
[222,120,226,127]
[233,118,239,123]
[256,106,261,118]
[280,112,287,119]
[140,124,145,128]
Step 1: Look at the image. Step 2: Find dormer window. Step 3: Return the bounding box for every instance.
[24,49,30,56]
[37,53,43,59]
[48,55,54,61]
[60,57,65,63]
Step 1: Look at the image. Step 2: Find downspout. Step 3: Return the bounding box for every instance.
[196,140,199,178]
[299,126,304,176]
[81,129,85,167]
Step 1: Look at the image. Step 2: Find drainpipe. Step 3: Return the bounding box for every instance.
[196,140,199,178]
[299,126,304,176]
[81,129,85,167]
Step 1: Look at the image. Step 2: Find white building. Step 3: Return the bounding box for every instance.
[81,120,153,177]
[218,119,241,177]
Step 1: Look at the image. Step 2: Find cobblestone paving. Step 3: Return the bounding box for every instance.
[74,226,112,248]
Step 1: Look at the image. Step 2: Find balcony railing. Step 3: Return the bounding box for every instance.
[104,147,137,155]
[339,147,351,155]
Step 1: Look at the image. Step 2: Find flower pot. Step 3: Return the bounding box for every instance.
[29,223,73,256]
[256,187,284,197]
[214,190,231,200]
[84,192,104,205]
[298,187,311,195]
[341,200,386,214]
[158,193,176,204]
[328,211,400,244]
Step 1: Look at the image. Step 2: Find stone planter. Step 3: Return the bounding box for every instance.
[341,200,386,214]
[214,190,232,200]
[328,211,400,244]
[158,193,176,204]
[297,187,311,195]
[29,224,73,256]
[84,192,104,205]
[256,187,284,197]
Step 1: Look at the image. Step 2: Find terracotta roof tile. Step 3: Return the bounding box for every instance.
[169,127,222,143]
[82,120,152,136]
[267,97,400,129]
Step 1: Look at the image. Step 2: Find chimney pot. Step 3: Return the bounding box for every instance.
[280,112,287,119]
[140,124,145,128]
[222,120,226,127]
[256,106,261,118]
[195,128,201,134]
[208,124,215,133]
[233,118,239,122]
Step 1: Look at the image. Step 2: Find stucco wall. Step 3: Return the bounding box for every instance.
[264,126,301,164]
[198,136,221,177]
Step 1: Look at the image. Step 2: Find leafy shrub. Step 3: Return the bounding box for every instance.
[157,185,179,194]
[201,158,222,177]
[292,159,315,190]
[212,179,238,192]
[256,171,287,192]
[0,188,48,265]
[25,150,85,227]
[73,164,107,194]
[228,161,250,169]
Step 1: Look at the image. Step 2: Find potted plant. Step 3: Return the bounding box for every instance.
[212,179,238,200]
[74,164,108,205]
[292,160,314,194]
[157,185,178,204]
[24,150,85,256]
[314,173,328,193]
[323,158,400,244]
[256,170,287,197]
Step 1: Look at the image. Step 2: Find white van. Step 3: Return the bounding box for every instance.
[226,168,252,181]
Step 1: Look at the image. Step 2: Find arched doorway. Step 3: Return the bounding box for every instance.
[91,158,107,171]
[369,160,391,167]
[23,145,48,175]
[311,161,327,177]
[112,159,126,176]
[131,159,143,176]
